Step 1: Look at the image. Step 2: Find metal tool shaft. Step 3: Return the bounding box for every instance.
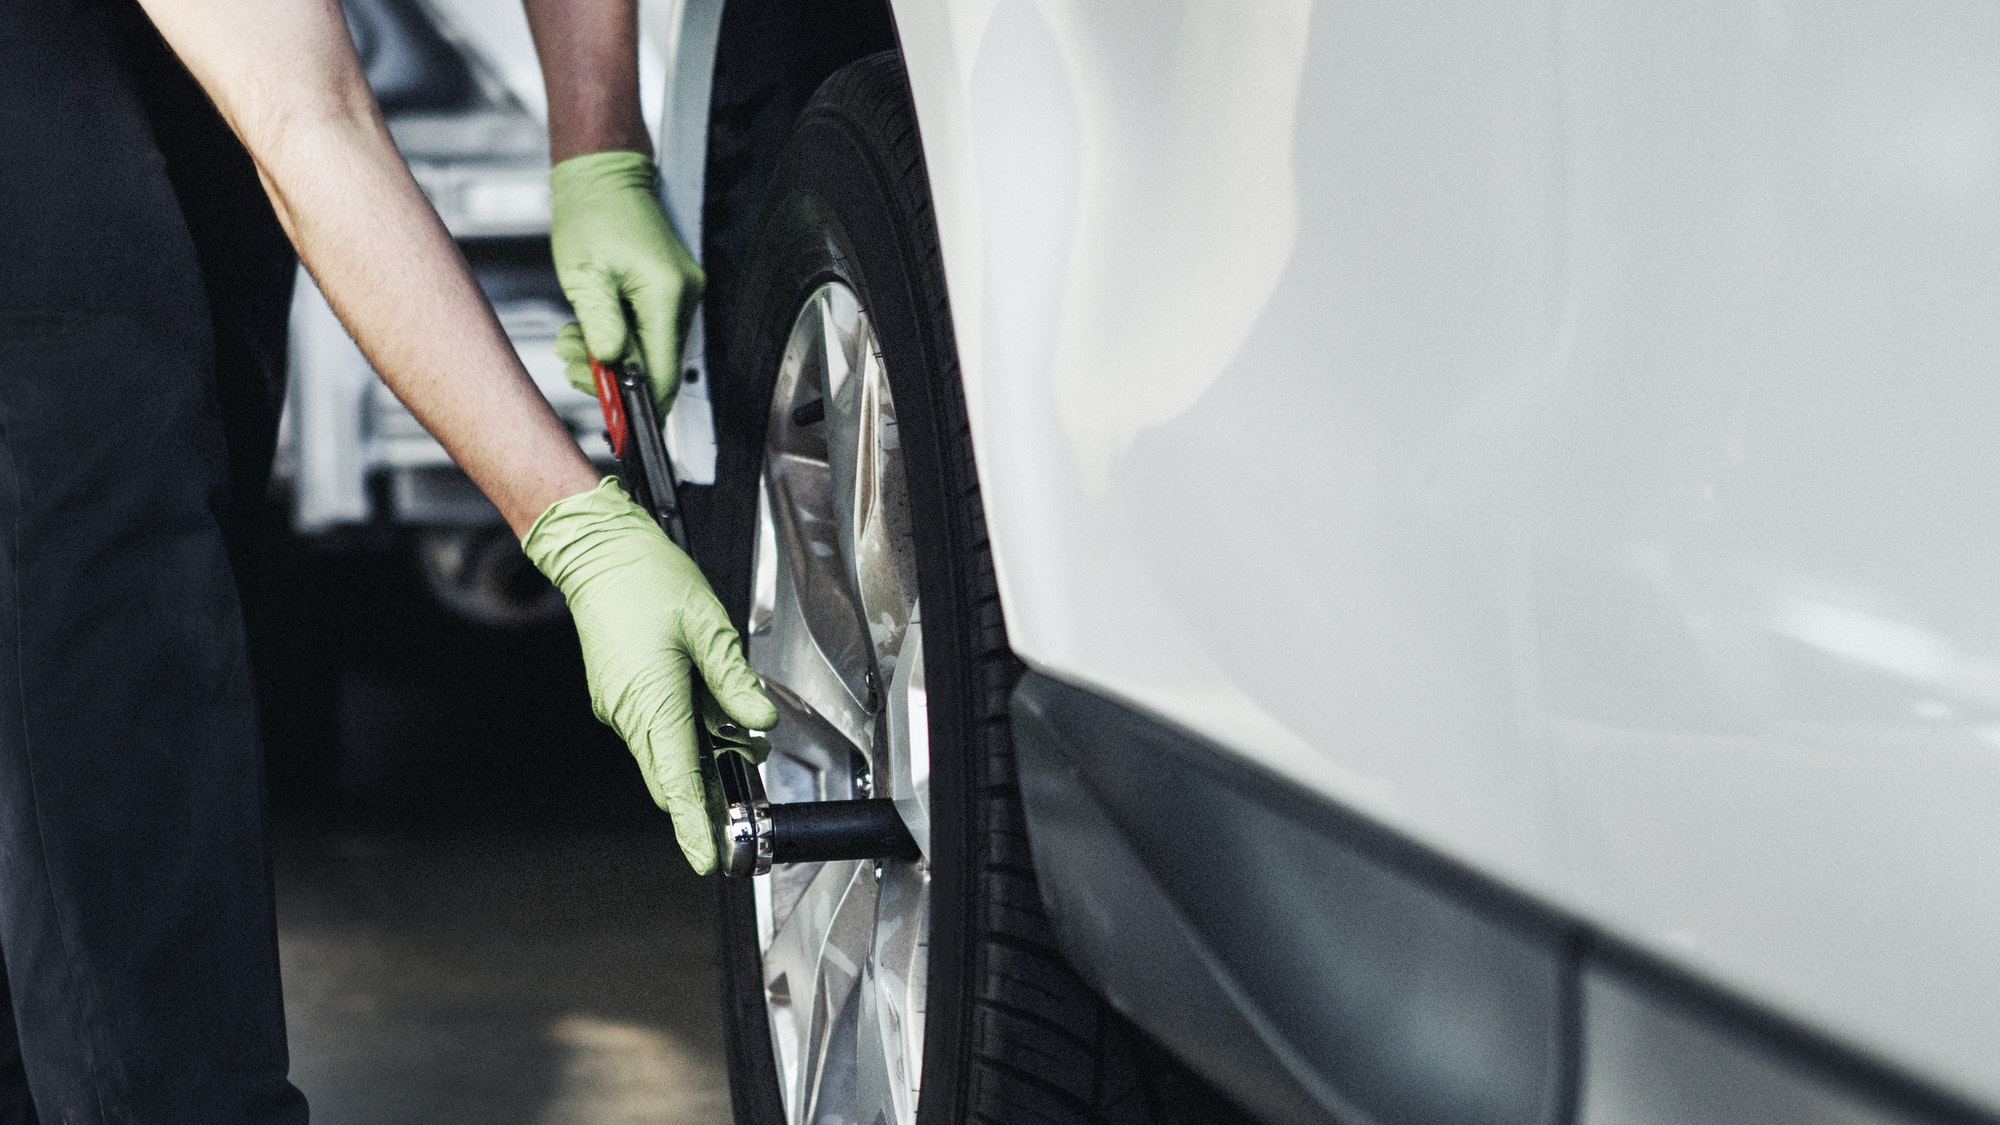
[591,358,918,877]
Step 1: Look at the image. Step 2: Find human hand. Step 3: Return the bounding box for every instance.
[550,151,703,412]
[523,479,776,873]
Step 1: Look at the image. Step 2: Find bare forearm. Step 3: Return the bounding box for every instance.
[136,0,597,536]
[523,0,650,161]
[259,117,598,534]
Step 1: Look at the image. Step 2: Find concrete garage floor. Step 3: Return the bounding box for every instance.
[273,829,727,1125]
[248,526,732,1124]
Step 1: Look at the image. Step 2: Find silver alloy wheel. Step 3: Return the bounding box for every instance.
[747,281,930,1125]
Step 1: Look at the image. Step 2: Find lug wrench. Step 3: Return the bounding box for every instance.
[590,356,921,877]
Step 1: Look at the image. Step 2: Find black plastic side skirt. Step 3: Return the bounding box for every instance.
[1011,672,2000,1125]
[1011,672,1573,1125]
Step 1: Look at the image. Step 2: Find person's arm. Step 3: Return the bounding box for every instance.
[522,0,650,162]
[135,0,773,873]
[138,0,593,536]
[522,0,703,412]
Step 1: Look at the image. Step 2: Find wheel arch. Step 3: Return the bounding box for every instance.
[650,0,1013,635]
[699,0,898,398]
[642,0,899,598]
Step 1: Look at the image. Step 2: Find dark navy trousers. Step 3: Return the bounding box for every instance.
[0,1,306,1120]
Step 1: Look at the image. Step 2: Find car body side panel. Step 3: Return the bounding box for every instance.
[893,0,1563,875]
[891,0,1565,964]
[1531,0,2000,1104]
[893,0,2000,1108]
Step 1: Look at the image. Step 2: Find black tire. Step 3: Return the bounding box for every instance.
[709,51,1136,1125]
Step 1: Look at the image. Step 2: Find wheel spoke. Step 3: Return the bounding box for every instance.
[756,454,874,756]
[853,335,920,680]
[762,859,878,1125]
[751,281,929,1125]
[883,618,930,856]
[752,468,876,756]
[820,288,866,613]
[760,859,852,1121]
[826,309,919,689]
[761,285,875,715]
[857,863,929,1124]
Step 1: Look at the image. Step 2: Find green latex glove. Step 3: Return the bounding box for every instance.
[553,322,595,406]
[523,478,776,874]
[550,150,704,412]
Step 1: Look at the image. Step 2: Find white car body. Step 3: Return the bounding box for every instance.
[639,1,2000,1118]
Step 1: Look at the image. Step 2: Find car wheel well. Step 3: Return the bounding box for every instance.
[690,0,899,613]
[702,0,898,392]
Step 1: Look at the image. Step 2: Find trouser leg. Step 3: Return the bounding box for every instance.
[0,391,310,1124]
[108,1,297,527]
[0,3,307,1121]
[0,965,37,1125]
[108,0,320,810]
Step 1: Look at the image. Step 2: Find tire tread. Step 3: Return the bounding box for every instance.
[811,53,1130,1125]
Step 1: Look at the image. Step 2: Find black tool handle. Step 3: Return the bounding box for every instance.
[771,800,922,865]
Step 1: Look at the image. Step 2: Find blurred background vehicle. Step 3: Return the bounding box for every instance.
[278,0,718,628]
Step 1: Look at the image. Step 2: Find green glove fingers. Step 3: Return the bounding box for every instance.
[568,286,632,380]
[549,151,705,413]
[683,593,780,733]
[554,321,595,400]
[522,478,775,874]
[703,692,773,767]
[615,650,718,873]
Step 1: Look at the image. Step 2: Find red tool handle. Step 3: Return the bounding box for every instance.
[591,356,629,459]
